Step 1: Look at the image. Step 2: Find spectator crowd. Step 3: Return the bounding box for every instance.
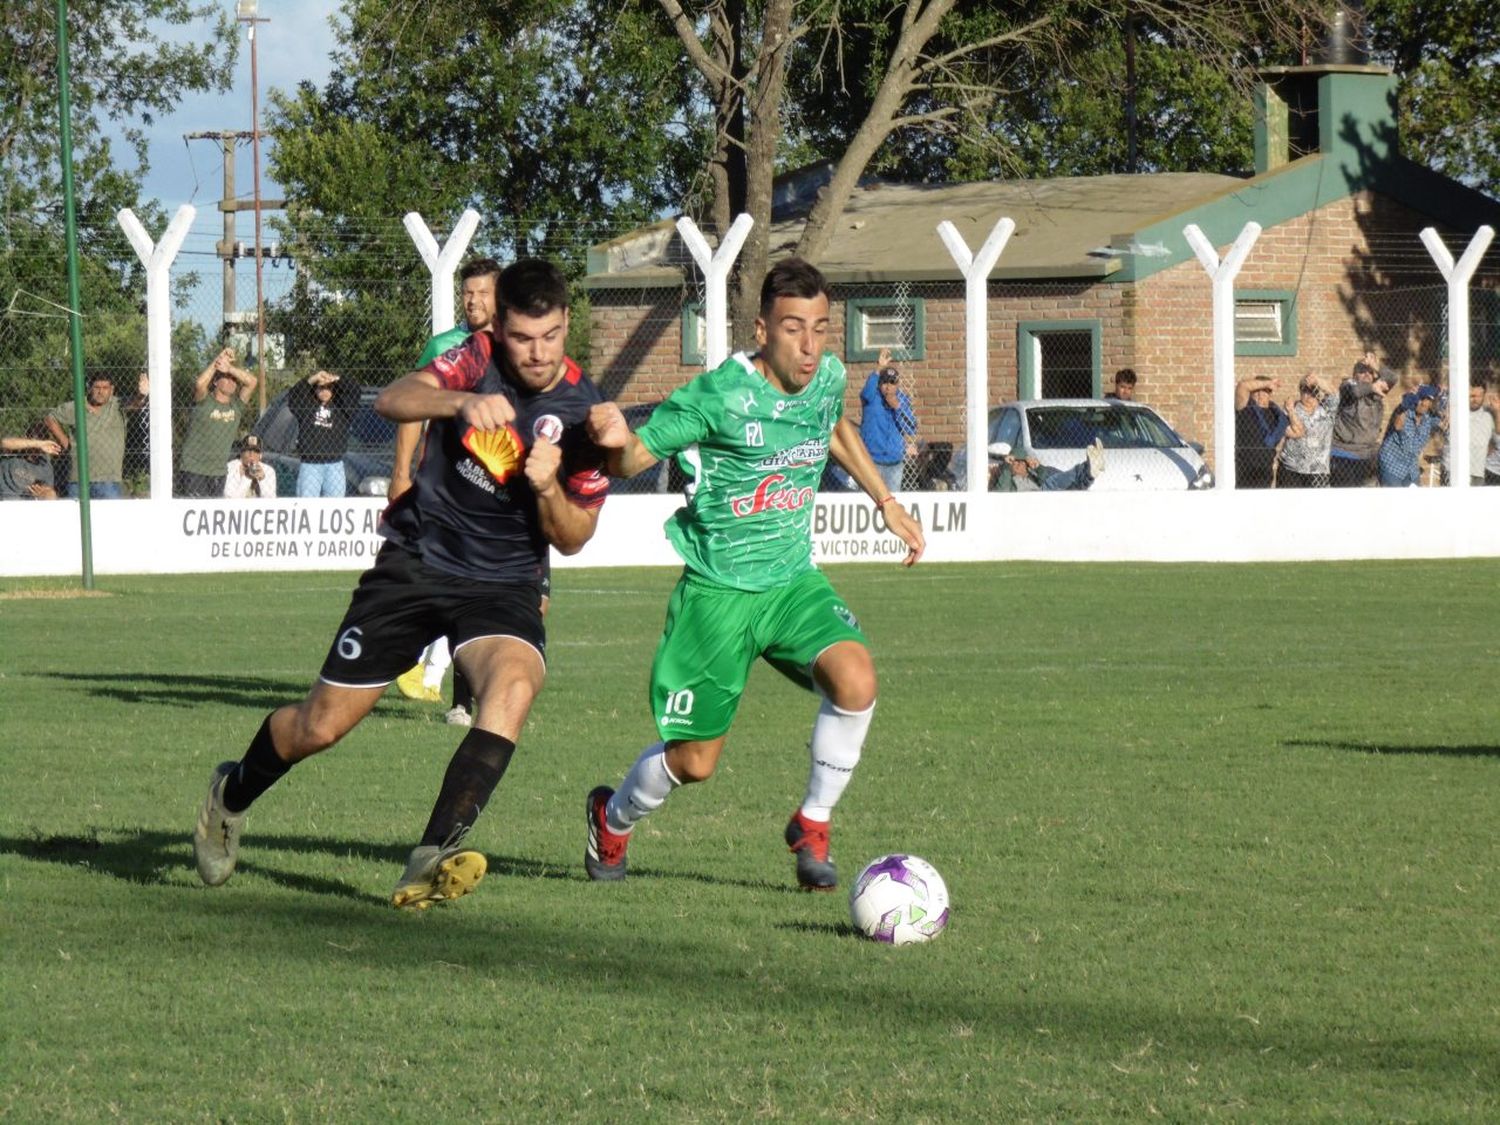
[1,345,1491,500]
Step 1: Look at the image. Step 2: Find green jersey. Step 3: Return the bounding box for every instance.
[636,351,846,592]
[418,326,470,367]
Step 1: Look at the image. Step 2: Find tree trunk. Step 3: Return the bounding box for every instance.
[728,0,795,348]
[796,0,952,264]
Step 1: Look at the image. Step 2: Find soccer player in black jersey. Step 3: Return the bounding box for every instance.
[193,259,611,909]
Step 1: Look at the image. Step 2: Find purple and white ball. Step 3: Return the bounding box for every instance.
[848,854,950,945]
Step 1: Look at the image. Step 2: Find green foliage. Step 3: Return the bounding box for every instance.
[1367,0,1500,193]
[0,2,234,435]
[784,1,1307,183]
[265,0,708,383]
[2,560,1498,1118]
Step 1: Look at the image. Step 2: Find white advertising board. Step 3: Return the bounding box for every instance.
[3,488,1499,578]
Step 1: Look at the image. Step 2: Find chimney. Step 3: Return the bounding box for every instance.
[1316,2,1369,67]
[1254,4,1395,176]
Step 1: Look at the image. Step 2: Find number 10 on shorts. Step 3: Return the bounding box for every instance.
[661,689,695,722]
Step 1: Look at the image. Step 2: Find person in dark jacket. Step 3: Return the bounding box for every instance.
[288,369,361,497]
[1330,352,1395,487]
[1235,376,1290,488]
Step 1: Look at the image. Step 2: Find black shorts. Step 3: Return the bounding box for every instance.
[318,542,546,688]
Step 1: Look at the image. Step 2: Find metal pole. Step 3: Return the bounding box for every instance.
[937,218,1015,494]
[54,0,93,588]
[1184,221,1262,492]
[1420,225,1496,489]
[223,137,237,325]
[676,214,754,368]
[249,17,267,414]
[404,209,483,336]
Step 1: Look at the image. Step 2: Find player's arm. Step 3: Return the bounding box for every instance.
[42,414,70,449]
[587,402,659,478]
[830,416,925,567]
[231,362,257,403]
[523,439,601,555]
[388,420,423,500]
[375,370,515,431]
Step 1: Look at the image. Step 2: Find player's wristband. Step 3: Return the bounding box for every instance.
[873,495,895,508]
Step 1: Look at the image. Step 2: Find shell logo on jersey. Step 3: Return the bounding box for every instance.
[729,472,815,517]
[462,424,525,483]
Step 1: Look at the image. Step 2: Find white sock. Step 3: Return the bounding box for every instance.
[422,635,452,690]
[605,742,678,835]
[800,698,874,821]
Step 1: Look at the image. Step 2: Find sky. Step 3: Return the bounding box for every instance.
[128,0,341,214]
[105,1,342,331]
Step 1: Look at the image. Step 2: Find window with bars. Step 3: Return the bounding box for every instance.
[1234,291,1298,356]
[844,297,925,363]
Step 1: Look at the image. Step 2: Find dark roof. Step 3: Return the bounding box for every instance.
[585,173,1241,288]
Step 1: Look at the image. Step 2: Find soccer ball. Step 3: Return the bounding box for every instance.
[848,854,950,945]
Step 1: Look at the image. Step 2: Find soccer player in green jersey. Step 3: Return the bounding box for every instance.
[583,257,925,891]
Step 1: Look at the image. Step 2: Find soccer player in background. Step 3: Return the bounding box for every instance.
[582,257,925,892]
[193,259,610,909]
[391,257,505,725]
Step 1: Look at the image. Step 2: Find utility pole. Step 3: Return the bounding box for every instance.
[184,131,284,350]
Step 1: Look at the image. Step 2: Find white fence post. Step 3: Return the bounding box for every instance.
[937,218,1015,494]
[1184,221,1261,492]
[676,213,754,368]
[404,209,481,337]
[1420,225,1495,489]
[117,205,195,501]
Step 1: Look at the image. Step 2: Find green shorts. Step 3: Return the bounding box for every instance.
[649,568,867,742]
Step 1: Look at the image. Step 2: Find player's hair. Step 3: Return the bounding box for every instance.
[759,257,828,319]
[459,257,502,284]
[497,258,569,317]
[1114,367,1137,387]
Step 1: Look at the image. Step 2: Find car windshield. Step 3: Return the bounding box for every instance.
[1027,406,1182,450]
[346,398,396,451]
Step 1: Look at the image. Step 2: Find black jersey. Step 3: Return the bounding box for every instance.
[380,331,609,583]
[287,377,361,463]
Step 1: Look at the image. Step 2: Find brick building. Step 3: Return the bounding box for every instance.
[583,63,1500,467]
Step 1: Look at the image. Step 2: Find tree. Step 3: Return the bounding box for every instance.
[656,0,1323,339]
[0,2,236,435]
[264,0,707,382]
[1365,0,1500,194]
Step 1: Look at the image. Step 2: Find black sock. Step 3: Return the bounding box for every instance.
[452,669,472,711]
[419,729,516,847]
[220,715,292,813]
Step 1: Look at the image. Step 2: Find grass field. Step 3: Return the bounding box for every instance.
[2,560,1498,1121]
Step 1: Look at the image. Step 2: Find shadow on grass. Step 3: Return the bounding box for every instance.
[7,830,1495,1087]
[0,825,799,903]
[1287,739,1500,759]
[34,671,425,716]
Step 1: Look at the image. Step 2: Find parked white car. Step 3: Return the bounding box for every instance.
[951,399,1212,490]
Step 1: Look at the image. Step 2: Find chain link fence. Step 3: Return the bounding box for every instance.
[3,210,1497,499]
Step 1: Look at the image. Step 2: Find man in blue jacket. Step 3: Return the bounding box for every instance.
[859,349,918,491]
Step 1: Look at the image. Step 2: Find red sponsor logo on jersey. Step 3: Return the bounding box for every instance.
[730,472,815,518]
[567,467,609,508]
